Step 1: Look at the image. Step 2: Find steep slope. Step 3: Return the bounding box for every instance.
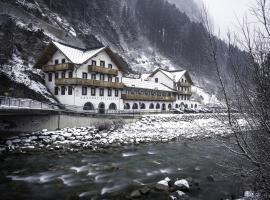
[0,0,233,103]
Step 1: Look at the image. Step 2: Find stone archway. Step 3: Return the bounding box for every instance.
[83,102,94,111]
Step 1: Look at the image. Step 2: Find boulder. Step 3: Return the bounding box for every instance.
[139,186,150,195]
[155,179,170,191]
[174,179,189,192]
[130,190,142,198]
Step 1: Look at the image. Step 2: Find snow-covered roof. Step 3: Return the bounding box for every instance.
[141,73,150,80]
[52,41,106,64]
[122,77,175,92]
[171,70,187,81]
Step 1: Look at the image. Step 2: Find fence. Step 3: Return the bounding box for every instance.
[0,96,56,110]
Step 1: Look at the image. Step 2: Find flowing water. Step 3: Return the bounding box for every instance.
[0,138,251,200]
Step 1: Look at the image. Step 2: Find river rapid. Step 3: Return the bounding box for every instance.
[0,138,252,200]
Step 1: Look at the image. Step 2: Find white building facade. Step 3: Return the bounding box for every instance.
[35,41,199,113]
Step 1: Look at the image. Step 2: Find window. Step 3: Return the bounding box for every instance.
[124,103,130,110]
[92,60,96,66]
[108,64,113,68]
[100,61,105,67]
[68,71,73,78]
[155,78,158,83]
[156,103,160,109]
[55,72,59,79]
[54,87,59,95]
[91,74,96,80]
[61,72,65,78]
[55,59,59,65]
[108,89,112,96]
[175,104,179,108]
[68,86,73,95]
[195,104,198,108]
[115,77,119,83]
[82,72,88,79]
[91,88,96,96]
[100,74,105,81]
[140,103,146,109]
[149,103,154,109]
[48,73,52,82]
[82,87,87,95]
[62,59,66,64]
[99,88,104,96]
[108,75,112,82]
[115,89,119,97]
[132,103,138,110]
[168,104,172,109]
[61,86,65,95]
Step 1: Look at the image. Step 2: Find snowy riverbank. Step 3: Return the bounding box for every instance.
[0,113,246,153]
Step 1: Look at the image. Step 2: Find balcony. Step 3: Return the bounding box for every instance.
[178,91,192,96]
[121,94,176,101]
[88,65,118,76]
[178,82,192,87]
[55,78,124,89]
[42,63,75,72]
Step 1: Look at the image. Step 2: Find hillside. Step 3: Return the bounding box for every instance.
[0,0,234,103]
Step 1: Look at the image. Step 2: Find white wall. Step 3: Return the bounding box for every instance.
[148,71,175,89]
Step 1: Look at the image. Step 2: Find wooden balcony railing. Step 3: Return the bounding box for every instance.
[178,82,192,87]
[42,63,75,72]
[121,94,176,101]
[88,65,118,76]
[55,78,124,89]
[178,91,192,96]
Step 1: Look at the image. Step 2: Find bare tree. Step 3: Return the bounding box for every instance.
[201,1,270,198]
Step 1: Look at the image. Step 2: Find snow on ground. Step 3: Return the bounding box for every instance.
[1,113,248,153]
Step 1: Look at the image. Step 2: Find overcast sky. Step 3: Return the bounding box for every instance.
[200,0,254,38]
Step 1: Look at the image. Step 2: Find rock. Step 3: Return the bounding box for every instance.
[57,136,65,141]
[6,140,12,146]
[130,190,142,198]
[171,191,190,200]
[12,139,21,143]
[155,180,169,191]
[174,179,189,192]
[206,175,215,182]
[139,186,150,195]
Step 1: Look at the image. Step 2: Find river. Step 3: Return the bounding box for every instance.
[0,138,251,200]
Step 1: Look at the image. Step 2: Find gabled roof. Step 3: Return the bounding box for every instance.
[149,68,194,85]
[122,77,175,92]
[34,41,127,73]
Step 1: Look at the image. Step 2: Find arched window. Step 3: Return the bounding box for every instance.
[149,103,154,109]
[83,102,94,110]
[124,103,130,110]
[140,103,146,109]
[168,104,172,109]
[195,104,198,108]
[109,103,117,110]
[156,103,160,109]
[132,103,138,110]
[175,104,179,108]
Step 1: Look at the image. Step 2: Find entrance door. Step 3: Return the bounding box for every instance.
[98,102,105,114]
[162,103,166,111]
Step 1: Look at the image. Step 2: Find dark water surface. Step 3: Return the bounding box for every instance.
[0,139,251,200]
